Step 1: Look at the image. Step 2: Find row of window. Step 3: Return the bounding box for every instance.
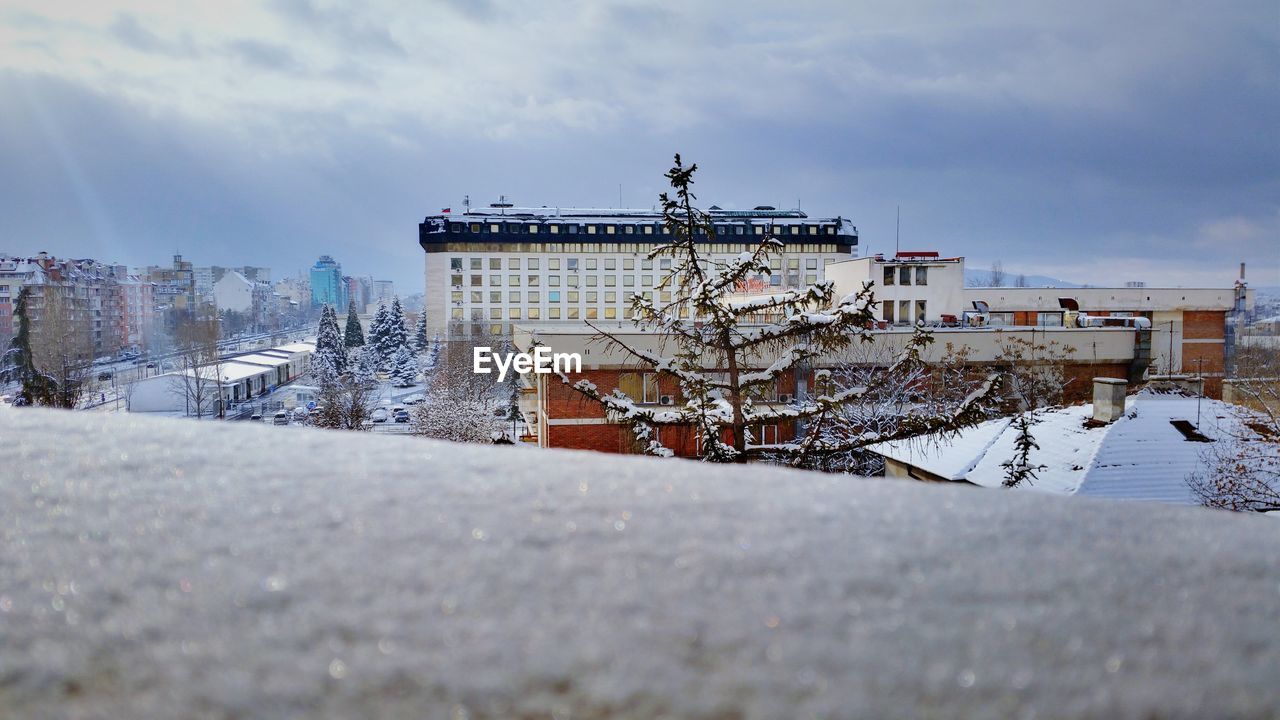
[882,265,928,286]
[451,290,661,304]
[450,256,830,271]
[450,271,820,288]
[882,300,928,325]
[451,304,725,321]
[436,242,847,254]
[451,222,841,237]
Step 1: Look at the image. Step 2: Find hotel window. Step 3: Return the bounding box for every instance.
[586,308,598,319]
[528,258,540,270]
[549,276,560,287]
[509,291,520,302]
[471,291,483,303]
[586,292,598,302]
[660,292,672,303]
[883,267,895,286]
[660,259,672,270]
[528,275,540,287]
[549,258,560,270]
[451,291,463,302]
[490,291,501,303]
[528,292,540,303]
[490,308,501,320]
[604,259,616,270]
[549,291,561,302]
[606,225,616,234]
[567,276,579,287]
[450,257,463,270]
[586,259,597,270]
[805,274,817,285]
[916,267,928,285]
[642,258,653,270]
[489,274,501,285]
[585,276,597,287]
[882,301,894,323]
[528,225,539,234]
[899,267,911,285]
[787,258,800,269]
[509,275,520,287]
[806,258,818,270]
[490,324,503,335]
[604,307,617,319]
[624,225,634,234]
[605,292,617,303]
[623,258,635,271]
[508,308,521,319]
[469,223,481,233]
[568,307,580,319]
[898,300,910,323]
[642,275,653,287]
[528,308,540,319]
[567,258,579,270]
[586,225,597,235]
[452,308,464,319]
[566,224,578,234]
[790,226,800,235]
[549,307,561,319]
[808,225,818,235]
[568,291,579,302]
[604,276,617,288]
[549,224,560,234]
[509,258,521,269]
[489,258,501,270]
[470,258,482,270]
[487,224,499,233]
[643,225,654,235]
[470,275,481,287]
[643,291,654,301]
[450,223,463,233]
[623,276,635,287]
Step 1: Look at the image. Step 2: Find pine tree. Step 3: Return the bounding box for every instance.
[344,300,365,348]
[367,302,390,369]
[314,304,347,376]
[1001,412,1047,488]
[413,311,430,353]
[390,344,418,387]
[563,154,998,463]
[383,297,409,361]
[2,287,57,406]
[352,345,379,387]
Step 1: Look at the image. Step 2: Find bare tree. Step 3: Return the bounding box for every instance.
[1188,346,1280,512]
[28,284,94,409]
[988,261,1006,288]
[169,309,224,418]
[1015,273,1029,288]
[994,332,1077,488]
[412,337,501,443]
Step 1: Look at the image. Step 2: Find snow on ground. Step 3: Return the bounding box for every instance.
[1,409,1279,719]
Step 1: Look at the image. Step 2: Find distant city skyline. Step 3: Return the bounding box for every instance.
[1,1,1275,291]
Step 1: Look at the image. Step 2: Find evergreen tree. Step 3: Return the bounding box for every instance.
[352,345,379,387]
[314,304,348,376]
[383,297,409,361]
[1001,412,1047,488]
[367,302,390,369]
[390,344,419,387]
[2,287,57,406]
[564,154,998,463]
[343,300,365,348]
[413,311,430,353]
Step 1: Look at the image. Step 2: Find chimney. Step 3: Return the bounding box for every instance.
[1092,377,1127,424]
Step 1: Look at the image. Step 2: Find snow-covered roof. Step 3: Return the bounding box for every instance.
[1,409,1278,717]
[873,390,1271,504]
[274,342,316,354]
[228,353,292,367]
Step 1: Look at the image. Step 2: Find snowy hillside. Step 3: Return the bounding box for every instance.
[2,409,1278,718]
[964,268,1081,287]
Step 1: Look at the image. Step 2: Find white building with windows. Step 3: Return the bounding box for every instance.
[824,252,967,326]
[418,205,859,337]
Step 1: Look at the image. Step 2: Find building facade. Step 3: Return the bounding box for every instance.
[310,255,347,309]
[418,206,859,338]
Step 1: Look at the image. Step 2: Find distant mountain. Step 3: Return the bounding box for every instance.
[964,269,1082,288]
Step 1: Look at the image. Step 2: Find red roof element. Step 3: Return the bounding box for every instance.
[895,251,939,258]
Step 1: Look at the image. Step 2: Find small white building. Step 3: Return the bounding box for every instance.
[824,252,967,326]
[127,342,315,415]
[213,271,254,313]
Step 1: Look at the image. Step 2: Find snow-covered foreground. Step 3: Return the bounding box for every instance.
[2,410,1278,719]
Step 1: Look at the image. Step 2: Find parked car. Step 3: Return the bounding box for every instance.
[402,394,424,406]
[371,408,389,423]
[272,410,289,426]
[145,362,157,369]
[250,412,263,421]
[97,371,113,382]
[394,410,411,423]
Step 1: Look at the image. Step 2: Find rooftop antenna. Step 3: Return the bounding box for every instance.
[895,205,900,256]
[463,194,470,213]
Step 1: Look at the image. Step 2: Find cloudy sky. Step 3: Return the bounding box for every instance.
[1,0,1276,291]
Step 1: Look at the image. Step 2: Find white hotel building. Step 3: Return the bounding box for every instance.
[419,205,859,337]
